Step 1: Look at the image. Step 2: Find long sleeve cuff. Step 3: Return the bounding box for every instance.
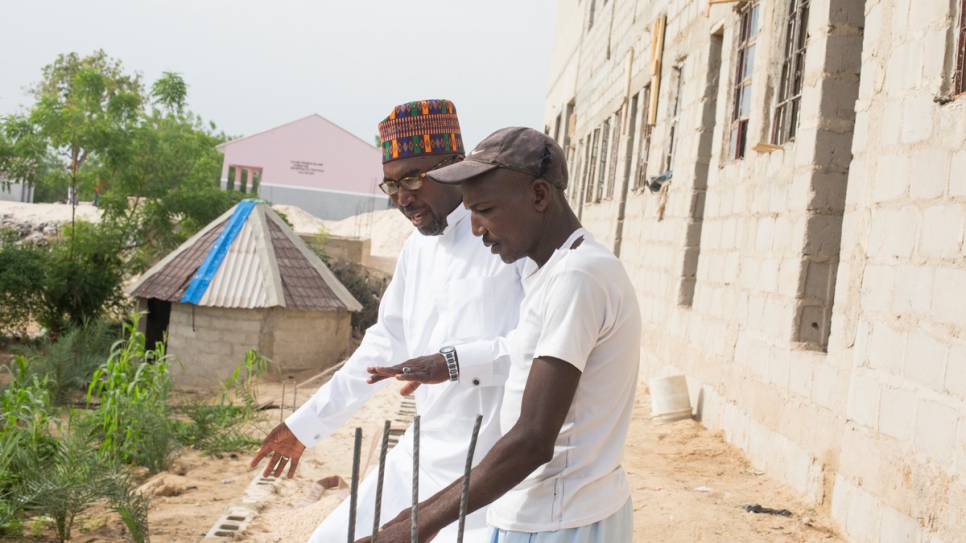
[455,339,507,389]
[285,403,339,449]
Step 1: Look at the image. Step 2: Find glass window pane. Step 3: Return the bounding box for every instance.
[730,128,739,159]
[740,84,752,117]
[744,44,756,81]
[750,5,760,38]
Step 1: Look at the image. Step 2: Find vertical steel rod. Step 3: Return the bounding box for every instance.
[371,420,391,543]
[411,415,420,543]
[456,414,483,543]
[279,380,287,424]
[348,427,362,543]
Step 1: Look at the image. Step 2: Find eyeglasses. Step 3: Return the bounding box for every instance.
[379,154,461,195]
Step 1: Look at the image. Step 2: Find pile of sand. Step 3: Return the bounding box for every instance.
[0,200,102,225]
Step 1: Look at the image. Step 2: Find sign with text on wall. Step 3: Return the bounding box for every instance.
[291,161,325,175]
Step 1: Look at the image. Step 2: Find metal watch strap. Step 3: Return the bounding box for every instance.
[441,347,459,382]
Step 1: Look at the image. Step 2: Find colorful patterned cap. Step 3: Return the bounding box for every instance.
[378,99,464,164]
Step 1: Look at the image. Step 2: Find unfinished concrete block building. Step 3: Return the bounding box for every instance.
[128,201,361,387]
[545,0,966,540]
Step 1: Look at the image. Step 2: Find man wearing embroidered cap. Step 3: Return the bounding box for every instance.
[363,127,641,543]
[251,100,525,542]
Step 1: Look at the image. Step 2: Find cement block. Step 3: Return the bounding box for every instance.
[901,95,935,144]
[915,399,959,465]
[933,267,966,327]
[892,265,933,314]
[909,0,951,31]
[909,149,951,200]
[879,103,902,147]
[951,151,966,197]
[945,344,966,398]
[880,505,921,543]
[768,346,791,389]
[846,372,880,429]
[873,154,909,202]
[846,483,882,543]
[830,473,852,528]
[804,213,843,256]
[879,386,916,441]
[869,323,907,376]
[813,363,839,410]
[853,319,871,368]
[882,207,921,259]
[862,265,896,313]
[904,330,948,392]
[920,204,965,259]
[788,352,815,398]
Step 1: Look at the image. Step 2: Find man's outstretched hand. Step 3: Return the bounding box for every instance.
[354,506,438,543]
[250,422,306,479]
[366,353,450,395]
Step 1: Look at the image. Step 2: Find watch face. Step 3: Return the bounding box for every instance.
[440,346,456,355]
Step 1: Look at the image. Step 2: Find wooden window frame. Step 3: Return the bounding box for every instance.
[730,1,760,160]
[605,111,622,199]
[635,86,654,190]
[772,0,810,144]
[957,0,966,95]
[585,129,601,203]
[666,65,685,173]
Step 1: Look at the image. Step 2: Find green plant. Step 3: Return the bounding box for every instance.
[21,432,103,543]
[174,350,269,454]
[87,315,178,472]
[1,356,58,457]
[103,466,150,543]
[17,317,120,405]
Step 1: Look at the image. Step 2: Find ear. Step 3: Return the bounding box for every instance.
[531,179,553,212]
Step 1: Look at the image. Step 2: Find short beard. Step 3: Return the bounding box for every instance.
[418,214,446,236]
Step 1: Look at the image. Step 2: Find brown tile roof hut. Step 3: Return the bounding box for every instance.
[127,200,362,386]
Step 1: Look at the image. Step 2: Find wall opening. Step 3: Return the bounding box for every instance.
[614,94,640,258]
[679,33,724,306]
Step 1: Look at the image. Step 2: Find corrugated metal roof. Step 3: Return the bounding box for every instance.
[127,201,361,312]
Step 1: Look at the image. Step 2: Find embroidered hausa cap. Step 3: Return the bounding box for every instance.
[378,99,465,164]
[426,127,568,190]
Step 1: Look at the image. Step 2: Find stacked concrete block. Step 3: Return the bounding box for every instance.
[547,0,966,540]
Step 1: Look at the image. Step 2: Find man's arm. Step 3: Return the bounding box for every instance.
[358,355,581,542]
[251,245,412,477]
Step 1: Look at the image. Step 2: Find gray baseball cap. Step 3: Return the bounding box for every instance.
[427,127,568,189]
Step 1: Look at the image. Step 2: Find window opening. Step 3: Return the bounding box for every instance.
[586,129,601,203]
[636,86,653,190]
[606,111,622,199]
[553,113,563,143]
[730,1,760,160]
[666,65,685,173]
[773,0,809,144]
[588,0,597,31]
[597,120,610,201]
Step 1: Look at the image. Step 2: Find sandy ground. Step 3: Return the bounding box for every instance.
[4,375,845,543]
[0,200,102,225]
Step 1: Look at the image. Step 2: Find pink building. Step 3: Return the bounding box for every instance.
[216,115,390,220]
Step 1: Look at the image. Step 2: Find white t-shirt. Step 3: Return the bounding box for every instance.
[487,228,642,532]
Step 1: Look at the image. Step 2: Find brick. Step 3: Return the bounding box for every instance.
[892,265,933,314]
[783,439,811,495]
[853,319,871,368]
[901,95,935,143]
[873,154,909,202]
[755,217,775,252]
[879,102,902,147]
[915,399,959,465]
[788,353,815,398]
[909,0,951,31]
[741,258,761,291]
[846,483,882,543]
[880,505,921,543]
[933,267,966,327]
[813,363,839,409]
[830,473,853,527]
[881,207,920,259]
[921,30,947,88]
[920,204,965,259]
[759,258,779,293]
[951,151,966,197]
[847,373,880,429]
[904,330,948,391]
[862,265,896,312]
[869,323,907,375]
[879,386,916,441]
[749,338,770,379]
[910,149,951,200]
[768,346,790,388]
[945,344,966,398]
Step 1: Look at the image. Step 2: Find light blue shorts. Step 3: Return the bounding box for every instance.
[487,498,633,543]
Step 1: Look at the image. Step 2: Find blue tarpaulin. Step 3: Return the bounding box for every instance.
[181,200,257,305]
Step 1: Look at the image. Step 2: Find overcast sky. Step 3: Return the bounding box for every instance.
[0,1,557,149]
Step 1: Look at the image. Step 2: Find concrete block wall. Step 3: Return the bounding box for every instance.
[546,0,966,541]
[167,303,350,387]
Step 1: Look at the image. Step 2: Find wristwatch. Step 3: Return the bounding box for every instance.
[440,346,459,382]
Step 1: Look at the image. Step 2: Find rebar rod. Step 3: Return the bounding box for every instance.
[279,380,287,424]
[456,414,483,543]
[411,415,420,543]
[371,420,391,543]
[348,427,362,543]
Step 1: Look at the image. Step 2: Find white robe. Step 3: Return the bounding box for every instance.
[286,204,524,543]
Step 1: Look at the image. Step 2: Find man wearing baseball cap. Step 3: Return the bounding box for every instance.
[362,127,641,543]
[252,101,525,542]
